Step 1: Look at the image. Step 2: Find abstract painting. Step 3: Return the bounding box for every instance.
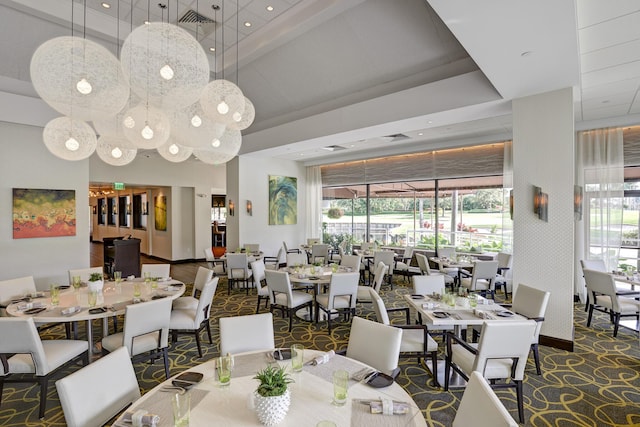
[269,175,297,225]
[155,195,167,231]
[12,188,76,239]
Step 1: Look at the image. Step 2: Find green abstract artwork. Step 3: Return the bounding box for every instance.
[269,175,297,225]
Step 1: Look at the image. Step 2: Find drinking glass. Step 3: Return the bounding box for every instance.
[291,344,304,372]
[113,271,122,281]
[216,356,232,386]
[133,283,141,298]
[468,293,478,308]
[50,284,60,306]
[332,370,349,406]
[150,279,158,291]
[88,291,98,308]
[172,391,190,427]
[72,275,82,291]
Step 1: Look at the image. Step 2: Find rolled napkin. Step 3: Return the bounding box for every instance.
[61,306,81,315]
[309,350,335,366]
[368,399,410,415]
[17,302,45,311]
[123,409,160,427]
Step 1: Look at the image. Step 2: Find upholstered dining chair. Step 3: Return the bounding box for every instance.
[444,320,537,423]
[265,269,313,332]
[412,274,449,328]
[415,253,455,291]
[226,253,253,295]
[579,259,629,312]
[0,275,37,316]
[282,241,300,254]
[244,243,260,253]
[339,254,362,272]
[395,246,421,282]
[203,247,226,275]
[0,317,89,419]
[172,266,213,311]
[56,347,140,427]
[140,263,171,278]
[286,252,307,267]
[436,246,459,280]
[369,288,439,386]
[356,261,387,304]
[493,252,513,298]
[68,267,104,284]
[369,250,395,288]
[583,268,640,337]
[510,284,550,374]
[170,277,219,358]
[452,371,518,427]
[315,271,359,334]
[345,316,402,378]
[311,244,330,264]
[101,297,173,379]
[251,259,270,314]
[219,312,275,355]
[263,247,285,270]
[459,260,499,298]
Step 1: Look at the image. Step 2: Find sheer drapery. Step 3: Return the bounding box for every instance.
[575,128,624,299]
[306,166,323,241]
[502,140,513,254]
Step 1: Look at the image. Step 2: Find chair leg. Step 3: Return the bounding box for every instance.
[613,313,621,337]
[586,305,594,327]
[444,355,451,391]
[531,343,541,375]
[430,352,439,388]
[206,321,213,344]
[38,376,48,419]
[162,348,170,379]
[256,297,262,314]
[288,307,294,332]
[515,380,525,423]
[195,331,203,358]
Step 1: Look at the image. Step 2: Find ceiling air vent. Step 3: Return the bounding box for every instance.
[321,145,347,152]
[381,133,410,142]
[177,9,217,38]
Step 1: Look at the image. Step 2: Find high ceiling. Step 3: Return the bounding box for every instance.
[1,0,639,166]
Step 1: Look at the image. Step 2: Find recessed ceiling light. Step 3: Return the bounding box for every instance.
[244,21,252,27]
[521,51,532,57]
[417,132,423,136]
[144,20,150,25]
[101,2,111,9]
[209,47,215,52]
[266,5,274,12]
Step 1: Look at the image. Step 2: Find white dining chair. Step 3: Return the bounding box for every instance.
[356,262,387,304]
[170,277,219,358]
[251,259,270,313]
[101,297,173,379]
[369,250,395,288]
[459,260,499,298]
[339,254,361,272]
[219,312,275,355]
[452,371,518,427]
[346,316,402,378]
[494,252,512,298]
[226,253,254,295]
[415,253,455,291]
[203,247,226,275]
[172,266,214,311]
[286,252,307,267]
[0,275,37,316]
[315,272,359,334]
[56,347,141,427]
[311,244,330,264]
[140,263,171,278]
[244,243,260,253]
[265,269,313,332]
[0,317,89,419]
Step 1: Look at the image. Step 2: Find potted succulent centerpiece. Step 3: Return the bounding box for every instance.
[253,365,294,426]
[87,272,104,292]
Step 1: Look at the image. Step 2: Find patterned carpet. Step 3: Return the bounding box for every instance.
[2,276,640,426]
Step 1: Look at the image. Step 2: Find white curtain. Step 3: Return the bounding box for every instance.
[306,166,323,241]
[501,140,513,290]
[575,128,624,299]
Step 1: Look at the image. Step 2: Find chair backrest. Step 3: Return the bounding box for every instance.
[282,241,290,252]
[68,267,103,283]
[402,246,414,262]
[346,316,402,376]
[219,312,275,355]
[0,275,37,306]
[56,347,141,427]
[273,247,285,265]
[474,320,537,381]
[452,371,518,427]
[511,284,551,343]
[360,242,375,252]
[203,247,215,262]
[582,269,621,311]
[307,237,321,246]
[470,260,499,285]
[0,317,48,375]
[244,243,260,253]
[286,253,307,267]
[415,253,432,275]
[369,288,391,326]
[496,252,512,270]
[372,262,389,293]
[140,264,170,278]
[325,272,359,309]
[192,266,214,296]
[412,274,446,295]
[122,297,172,356]
[226,253,249,279]
[580,259,606,272]
[251,259,267,285]
[340,254,362,271]
[373,250,395,273]
[437,246,456,259]
[265,269,293,305]
[194,277,219,325]
[311,244,330,263]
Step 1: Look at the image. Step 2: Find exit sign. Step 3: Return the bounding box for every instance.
[113,182,125,190]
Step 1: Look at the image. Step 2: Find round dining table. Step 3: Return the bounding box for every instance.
[113,349,427,427]
[6,278,185,359]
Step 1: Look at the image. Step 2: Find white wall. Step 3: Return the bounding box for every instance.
[226,156,307,259]
[512,87,575,342]
[0,121,89,289]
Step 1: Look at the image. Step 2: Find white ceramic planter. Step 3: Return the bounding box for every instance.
[254,389,291,426]
[87,280,104,293]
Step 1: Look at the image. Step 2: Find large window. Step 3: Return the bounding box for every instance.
[322,176,512,253]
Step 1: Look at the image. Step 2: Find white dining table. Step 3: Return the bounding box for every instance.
[113,349,427,427]
[6,278,185,359]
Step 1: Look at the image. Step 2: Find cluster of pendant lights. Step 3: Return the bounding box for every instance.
[30,4,254,166]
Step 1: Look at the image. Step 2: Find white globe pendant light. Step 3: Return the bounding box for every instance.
[121,103,171,149]
[157,138,194,163]
[200,79,245,126]
[193,128,242,165]
[96,135,137,166]
[120,22,210,111]
[43,116,97,161]
[227,96,255,131]
[30,36,129,122]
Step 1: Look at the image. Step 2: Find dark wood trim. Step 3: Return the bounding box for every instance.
[540,334,573,352]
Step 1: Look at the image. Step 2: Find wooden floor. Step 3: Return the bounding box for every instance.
[90,241,204,284]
